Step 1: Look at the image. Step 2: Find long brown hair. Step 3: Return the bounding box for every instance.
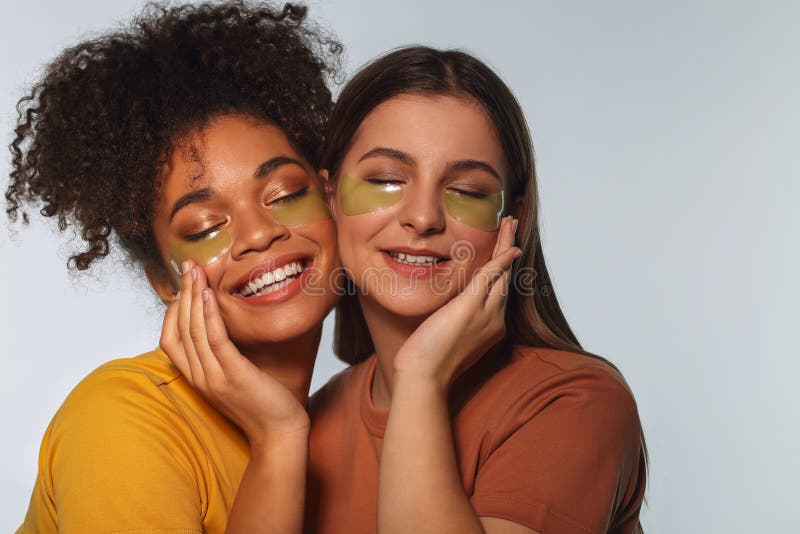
[323,45,584,364]
[322,48,647,526]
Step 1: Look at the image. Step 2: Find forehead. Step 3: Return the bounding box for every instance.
[350,94,505,171]
[162,115,305,192]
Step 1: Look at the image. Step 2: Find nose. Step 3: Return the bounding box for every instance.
[398,181,445,236]
[229,208,291,260]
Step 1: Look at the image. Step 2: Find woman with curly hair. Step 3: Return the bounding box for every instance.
[7,2,342,532]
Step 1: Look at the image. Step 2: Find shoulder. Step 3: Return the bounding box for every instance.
[459,345,641,440]
[82,346,183,389]
[48,347,189,443]
[503,345,637,409]
[31,349,211,529]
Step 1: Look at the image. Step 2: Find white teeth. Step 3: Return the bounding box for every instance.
[389,252,439,265]
[237,261,305,297]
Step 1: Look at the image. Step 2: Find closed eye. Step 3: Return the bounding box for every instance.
[271,187,308,205]
[185,223,225,242]
[448,188,488,199]
[367,178,405,186]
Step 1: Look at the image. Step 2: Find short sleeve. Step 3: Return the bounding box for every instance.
[470,368,646,534]
[18,368,206,534]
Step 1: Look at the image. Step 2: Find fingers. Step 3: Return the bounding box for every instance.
[470,214,521,298]
[486,254,515,312]
[177,260,206,388]
[202,286,253,377]
[470,246,521,296]
[490,216,512,259]
[189,266,224,380]
[160,296,191,381]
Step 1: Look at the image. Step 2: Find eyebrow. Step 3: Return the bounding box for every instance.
[169,155,306,222]
[358,147,416,167]
[169,187,214,222]
[448,159,502,183]
[254,156,306,178]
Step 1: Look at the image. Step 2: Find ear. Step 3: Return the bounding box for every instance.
[146,265,180,306]
[319,169,339,220]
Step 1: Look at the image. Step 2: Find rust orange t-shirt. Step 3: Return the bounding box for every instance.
[305,346,646,534]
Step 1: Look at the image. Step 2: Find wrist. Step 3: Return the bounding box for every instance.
[392,366,449,399]
[249,429,309,460]
[394,346,457,386]
[247,416,310,453]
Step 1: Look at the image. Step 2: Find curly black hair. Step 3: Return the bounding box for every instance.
[5,0,341,276]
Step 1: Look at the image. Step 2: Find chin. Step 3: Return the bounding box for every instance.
[368,289,454,320]
[221,295,334,347]
[229,311,323,346]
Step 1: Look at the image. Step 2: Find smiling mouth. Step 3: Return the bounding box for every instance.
[237,259,307,297]
[384,250,449,266]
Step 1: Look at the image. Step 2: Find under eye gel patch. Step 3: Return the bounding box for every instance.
[339,174,405,216]
[268,187,331,226]
[442,189,504,231]
[167,229,232,275]
[338,174,505,231]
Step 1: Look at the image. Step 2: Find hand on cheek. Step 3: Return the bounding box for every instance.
[394,216,521,390]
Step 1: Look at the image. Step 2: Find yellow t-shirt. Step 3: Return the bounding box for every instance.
[17,347,249,534]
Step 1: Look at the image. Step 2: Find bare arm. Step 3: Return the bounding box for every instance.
[226,432,308,533]
[378,218,537,534]
[380,374,539,534]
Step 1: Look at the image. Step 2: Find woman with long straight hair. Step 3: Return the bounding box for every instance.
[306,46,647,534]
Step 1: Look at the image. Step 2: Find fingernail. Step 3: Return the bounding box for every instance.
[181,261,190,275]
[191,268,197,282]
[202,289,210,302]
[513,218,519,233]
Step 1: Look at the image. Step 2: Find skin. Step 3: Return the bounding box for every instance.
[328,94,538,534]
[149,114,340,533]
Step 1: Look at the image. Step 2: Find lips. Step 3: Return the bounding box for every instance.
[380,247,450,278]
[382,247,450,264]
[227,252,313,295]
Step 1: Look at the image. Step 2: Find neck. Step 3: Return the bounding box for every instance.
[358,296,427,411]
[236,325,322,407]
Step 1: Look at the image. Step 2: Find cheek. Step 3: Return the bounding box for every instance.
[334,218,361,271]
[450,226,497,271]
[298,220,340,269]
[199,260,227,291]
[335,212,388,266]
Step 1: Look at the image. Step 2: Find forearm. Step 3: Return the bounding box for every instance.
[378,373,484,534]
[225,433,308,534]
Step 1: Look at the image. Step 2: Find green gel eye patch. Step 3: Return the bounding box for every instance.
[339,174,405,215]
[339,174,505,231]
[167,229,232,275]
[443,189,505,231]
[268,187,331,226]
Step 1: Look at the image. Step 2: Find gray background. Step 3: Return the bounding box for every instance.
[1,0,798,531]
